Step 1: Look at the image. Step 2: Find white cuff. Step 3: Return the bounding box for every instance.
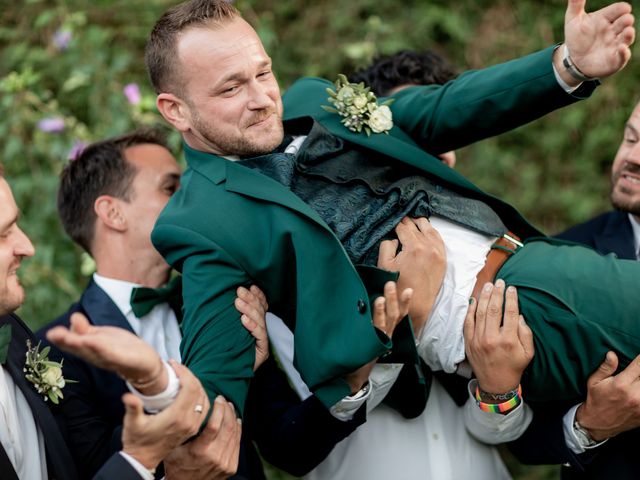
[463,379,533,444]
[329,382,371,421]
[552,46,583,94]
[366,363,403,413]
[562,403,608,454]
[119,451,155,480]
[127,361,180,413]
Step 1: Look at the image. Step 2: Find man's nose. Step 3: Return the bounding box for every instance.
[246,81,274,110]
[14,226,35,258]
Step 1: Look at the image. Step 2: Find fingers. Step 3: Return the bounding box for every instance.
[502,284,520,336]
[474,282,493,336]
[70,312,92,334]
[463,297,477,345]
[394,217,417,247]
[377,239,399,269]
[587,351,620,387]
[610,352,640,385]
[565,0,586,20]
[249,285,268,311]
[171,361,211,418]
[122,392,145,427]
[599,2,633,24]
[517,315,534,358]
[372,282,413,337]
[485,279,506,336]
[612,12,635,36]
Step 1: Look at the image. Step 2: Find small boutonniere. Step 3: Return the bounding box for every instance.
[322,74,394,136]
[24,340,75,404]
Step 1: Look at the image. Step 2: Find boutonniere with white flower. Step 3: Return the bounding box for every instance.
[24,340,75,404]
[322,74,394,136]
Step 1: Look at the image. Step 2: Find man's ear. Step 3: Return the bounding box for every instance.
[157,93,191,133]
[94,195,127,232]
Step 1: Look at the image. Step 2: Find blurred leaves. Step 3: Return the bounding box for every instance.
[1,2,637,478]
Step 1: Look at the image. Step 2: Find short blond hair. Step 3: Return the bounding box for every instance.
[145,0,240,95]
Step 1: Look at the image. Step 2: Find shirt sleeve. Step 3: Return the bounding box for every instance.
[118,452,155,480]
[126,361,180,413]
[463,379,533,444]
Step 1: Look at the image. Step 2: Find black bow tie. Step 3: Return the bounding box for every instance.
[130,276,183,321]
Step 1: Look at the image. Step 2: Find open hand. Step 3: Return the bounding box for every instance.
[235,285,269,370]
[378,217,446,337]
[563,0,635,79]
[464,280,534,395]
[46,312,167,394]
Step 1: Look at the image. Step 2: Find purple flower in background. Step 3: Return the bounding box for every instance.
[68,141,87,161]
[123,83,141,105]
[37,117,65,134]
[53,29,72,51]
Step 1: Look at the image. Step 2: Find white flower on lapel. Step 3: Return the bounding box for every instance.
[369,105,393,133]
[24,340,75,404]
[322,74,394,136]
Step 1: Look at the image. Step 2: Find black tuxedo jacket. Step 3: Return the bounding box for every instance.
[1,313,142,480]
[556,209,636,260]
[554,210,638,479]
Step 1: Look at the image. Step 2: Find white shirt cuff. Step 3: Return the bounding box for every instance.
[119,451,155,480]
[329,382,371,421]
[126,361,180,413]
[463,379,533,444]
[552,51,583,94]
[562,403,608,454]
[366,363,403,413]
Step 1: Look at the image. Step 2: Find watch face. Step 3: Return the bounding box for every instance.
[574,421,597,447]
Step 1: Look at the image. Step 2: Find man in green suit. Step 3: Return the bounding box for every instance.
[145,0,636,417]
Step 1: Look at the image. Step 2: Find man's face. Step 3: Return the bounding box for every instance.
[118,144,181,266]
[0,178,35,315]
[611,102,640,216]
[176,17,284,156]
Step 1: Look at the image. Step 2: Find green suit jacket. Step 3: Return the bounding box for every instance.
[152,46,596,413]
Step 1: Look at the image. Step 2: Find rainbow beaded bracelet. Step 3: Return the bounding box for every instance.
[475,384,522,414]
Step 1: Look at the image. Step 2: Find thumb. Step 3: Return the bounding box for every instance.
[588,351,619,387]
[377,239,399,269]
[517,315,535,360]
[69,312,91,334]
[122,393,145,426]
[566,0,586,21]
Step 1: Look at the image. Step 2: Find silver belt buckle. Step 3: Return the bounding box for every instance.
[503,233,523,249]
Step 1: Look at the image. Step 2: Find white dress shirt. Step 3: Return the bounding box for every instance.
[628,213,640,260]
[0,366,48,480]
[93,273,182,362]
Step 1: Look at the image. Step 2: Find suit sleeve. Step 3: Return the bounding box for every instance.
[153,223,256,416]
[244,356,366,476]
[92,453,145,480]
[388,46,597,155]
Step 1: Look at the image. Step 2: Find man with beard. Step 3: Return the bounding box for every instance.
[146,0,638,417]
[552,101,640,478]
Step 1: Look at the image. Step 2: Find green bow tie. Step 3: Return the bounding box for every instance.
[130,276,183,321]
[0,324,11,364]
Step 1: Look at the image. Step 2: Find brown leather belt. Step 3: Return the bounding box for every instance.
[471,232,523,300]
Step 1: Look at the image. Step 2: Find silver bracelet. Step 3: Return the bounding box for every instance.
[562,44,598,82]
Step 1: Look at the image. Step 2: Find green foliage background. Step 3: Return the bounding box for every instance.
[1,1,638,478]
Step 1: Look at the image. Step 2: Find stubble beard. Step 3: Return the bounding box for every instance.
[0,276,25,316]
[610,170,640,216]
[193,110,284,157]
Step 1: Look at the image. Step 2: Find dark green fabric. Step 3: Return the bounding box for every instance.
[0,324,11,364]
[152,46,597,414]
[498,237,640,404]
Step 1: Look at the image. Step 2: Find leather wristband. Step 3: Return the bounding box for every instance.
[562,44,598,82]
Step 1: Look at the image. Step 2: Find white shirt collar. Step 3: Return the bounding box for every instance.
[628,213,640,259]
[92,273,140,317]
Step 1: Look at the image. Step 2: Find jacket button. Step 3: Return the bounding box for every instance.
[357,299,367,314]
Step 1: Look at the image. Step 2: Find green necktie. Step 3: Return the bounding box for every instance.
[130,276,183,322]
[0,324,11,364]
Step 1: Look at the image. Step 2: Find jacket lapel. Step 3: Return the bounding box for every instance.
[185,144,341,239]
[81,280,135,333]
[1,314,78,480]
[594,210,637,260]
